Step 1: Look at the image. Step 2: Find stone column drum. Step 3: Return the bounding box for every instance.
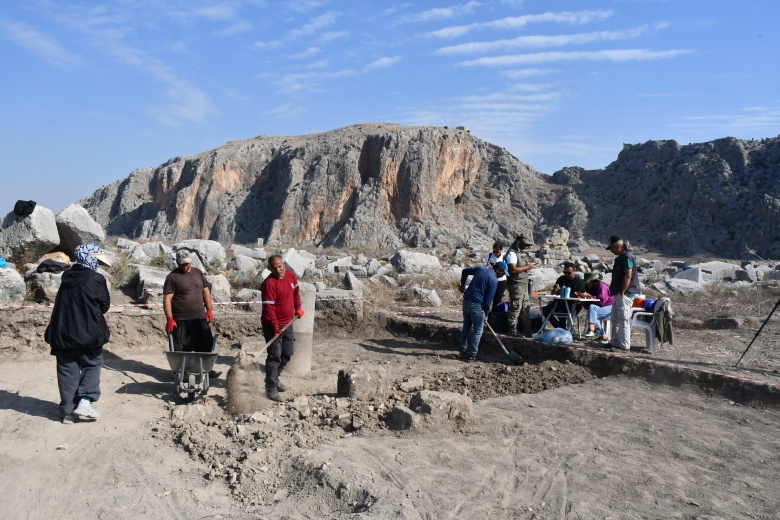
[285,281,315,376]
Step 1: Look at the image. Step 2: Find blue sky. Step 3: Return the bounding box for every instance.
[2,0,779,214]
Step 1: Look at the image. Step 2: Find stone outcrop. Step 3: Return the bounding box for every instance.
[78,124,780,259]
[337,366,390,400]
[55,204,105,256]
[0,205,60,263]
[79,124,542,251]
[546,137,780,258]
[0,268,25,306]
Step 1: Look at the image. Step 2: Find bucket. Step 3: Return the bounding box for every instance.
[643,298,655,310]
[632,296,645,308]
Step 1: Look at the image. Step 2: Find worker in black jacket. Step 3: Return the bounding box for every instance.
[45,244,111,424]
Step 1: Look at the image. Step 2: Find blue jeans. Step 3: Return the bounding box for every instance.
[587,304,612,336]
[461,300,486,356]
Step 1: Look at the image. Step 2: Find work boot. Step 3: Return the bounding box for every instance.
[209,370,221,379]
[266,388,284,402]
[276,380,287,393]
[73,399,101,419]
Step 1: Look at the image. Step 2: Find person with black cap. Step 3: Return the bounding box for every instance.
[458,261,510,361]
[163,250,216,357]
[505,235,536,336]
[606,235,640,350]
[45,244,112,424]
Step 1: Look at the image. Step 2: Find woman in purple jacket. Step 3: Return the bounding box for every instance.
[578,272,614,342]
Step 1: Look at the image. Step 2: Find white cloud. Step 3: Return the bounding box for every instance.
[253,40,284,49]
[1,21,85,68]
[317,30,348,43]
[148,80,216,125]
[458,48,694,67]
[403,2,481,23]
[436,25,651,55]
[365,56,401,70]
[193,4,237,21]
[426,10,614,39]
[289,13,337,39]
[672,106,780,133]
[290,46,322,58]
[500,68,556,79]
[217,21,253,36]
[274,69,357,93]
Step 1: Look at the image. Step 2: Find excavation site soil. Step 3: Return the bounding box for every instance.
[2,293,780,519]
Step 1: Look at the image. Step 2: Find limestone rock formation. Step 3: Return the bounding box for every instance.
[79,124,780,259]
[551,137,780,258]
[80,124,542,250]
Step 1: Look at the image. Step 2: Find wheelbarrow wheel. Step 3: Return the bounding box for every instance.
[173,372,182,396]
[187,374,197,402]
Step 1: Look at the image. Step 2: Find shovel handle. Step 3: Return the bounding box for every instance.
[245,316,297,357]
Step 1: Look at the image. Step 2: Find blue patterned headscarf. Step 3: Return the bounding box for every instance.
[74,243,105,271]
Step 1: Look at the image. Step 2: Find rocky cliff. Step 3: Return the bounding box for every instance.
[81,125,780,259]
[547,137,780,258]
[81,123,545,250]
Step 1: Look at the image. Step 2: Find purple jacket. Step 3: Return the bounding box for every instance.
[590,281,614,307]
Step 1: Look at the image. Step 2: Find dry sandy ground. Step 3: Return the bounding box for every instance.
[1,304,780,519]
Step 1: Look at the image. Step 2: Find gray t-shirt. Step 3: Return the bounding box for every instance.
[163,267,211,321]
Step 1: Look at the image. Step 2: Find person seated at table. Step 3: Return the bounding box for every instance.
[542,262,585,329]
[576,272,614,342]
[482,241,506,308]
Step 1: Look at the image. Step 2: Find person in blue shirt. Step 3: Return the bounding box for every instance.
[458,262,510,361]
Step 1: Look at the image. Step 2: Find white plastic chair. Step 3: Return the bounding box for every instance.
[629,297,670,355]
[599,318,611,341]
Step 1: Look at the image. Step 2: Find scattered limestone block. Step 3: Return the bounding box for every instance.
[387,405,422,430]
[0,205,59,263]
[410,390,473,424]
[55,204,105,255]
[390,249,441,274]
[282,248,315,278]
[399,377,424,393]
[24,271,62,302]
[412,286,442,307]
[0,267,25,306]
[344,271,363,290]
[173,239,226,266]
[206,274,231,303]
[337,365,390,400]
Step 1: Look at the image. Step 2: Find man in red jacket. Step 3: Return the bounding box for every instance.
[261,255,304,402]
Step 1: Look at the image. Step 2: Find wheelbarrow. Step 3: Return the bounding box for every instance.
[165,333,219,402]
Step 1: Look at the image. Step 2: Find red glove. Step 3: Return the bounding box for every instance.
[295,308,304,319]
[165,317,177,333]
[274,326,282,336]
[205,309,213,322]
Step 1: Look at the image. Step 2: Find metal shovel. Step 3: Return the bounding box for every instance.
[484,320,524,364]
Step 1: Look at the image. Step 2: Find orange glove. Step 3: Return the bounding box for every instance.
[205,309,213,322]
[165,317,177,333]
[295,308,304,319]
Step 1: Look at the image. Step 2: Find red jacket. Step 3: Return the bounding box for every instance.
[260,271,301,328]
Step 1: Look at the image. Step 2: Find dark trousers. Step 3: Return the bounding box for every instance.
[492,280,507,308]
[172,319,214,352]
[262,324,294,389]
[56,350,103,417]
